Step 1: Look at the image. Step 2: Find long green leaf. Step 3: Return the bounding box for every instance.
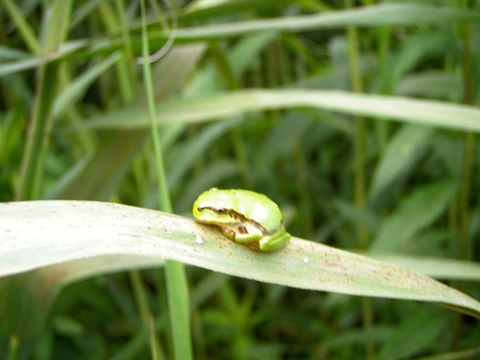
[171,3,480,40]
[369,254,480,281]
[1,200,479,319]
[4,4,479,76]
[82,89,480,133]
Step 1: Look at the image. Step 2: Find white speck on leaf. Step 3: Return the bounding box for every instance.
[196,235,204,245]
[303,257,309,264]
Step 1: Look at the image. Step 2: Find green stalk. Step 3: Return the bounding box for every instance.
[458,20,474,264]
[15,64,58,200]
[140,1,193,359]
[114,0,139,100]
[349,27,373,360]
[375,25,392,151]
[453,2,475,347]
[346,26,367,249]
[16,0,72,200]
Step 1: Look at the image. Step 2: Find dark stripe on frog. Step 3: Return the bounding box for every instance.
[197,206,270,235]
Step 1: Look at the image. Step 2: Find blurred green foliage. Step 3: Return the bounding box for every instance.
[1,0,479,359]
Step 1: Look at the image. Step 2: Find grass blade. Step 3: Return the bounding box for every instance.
[1,200,480,319]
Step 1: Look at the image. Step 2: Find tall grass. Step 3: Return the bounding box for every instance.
[1,0,479,359]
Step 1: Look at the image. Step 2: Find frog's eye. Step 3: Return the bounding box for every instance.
[213,208,228,215]
[236,224,248,234]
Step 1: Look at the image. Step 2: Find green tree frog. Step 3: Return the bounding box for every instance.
[193,188,290,252]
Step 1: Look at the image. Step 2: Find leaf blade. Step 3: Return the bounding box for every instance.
[1,200,479,319]
[82,89,480,133]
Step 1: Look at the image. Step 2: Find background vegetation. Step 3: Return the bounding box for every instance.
[1,0,479,359]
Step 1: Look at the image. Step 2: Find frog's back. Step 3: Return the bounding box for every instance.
[218,189,285,232]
